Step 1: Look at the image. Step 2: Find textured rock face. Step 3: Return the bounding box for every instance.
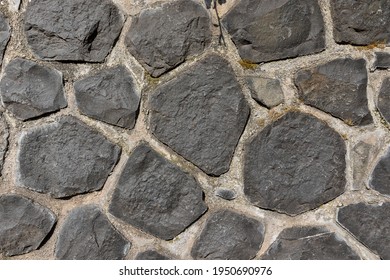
[0,114,8,174]
[125,0,211,77]
[246,77,284,108]
[378,78,390,124]
[24,0,124,62]
[374,52,390,70]
[370,148,390,196]
[0,13,10,64]
[135,250,170,260]
[109,144,207,240]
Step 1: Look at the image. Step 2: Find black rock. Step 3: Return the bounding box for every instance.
[135,250,171,260]
[215,189,236,201]
[378,78,390,124]
[0,114,8,174]
[370,148,390,196]
[374,52,390,70]
[0,13,10,65]
[246,77,284,108]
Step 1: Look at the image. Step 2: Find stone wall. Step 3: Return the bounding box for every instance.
[0,0,389,260]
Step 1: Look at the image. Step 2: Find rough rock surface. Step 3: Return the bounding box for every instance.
[378,78,390,124]
[374,52,390,70]
[135,250,170,260]
[369,148,390,196]
[0,114,8,174]
[108,144,207,240]
[0,13,10,64]
[246,77,284,108]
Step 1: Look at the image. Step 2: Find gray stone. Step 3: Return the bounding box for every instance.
[55,205,130,260]
[0,114,8,175]
[337,202,390,259]
[378,78,390,124]
[222,0,325,63]
[125,0,211,77]
[370,148,390,196]
[149,55,249,176]
[135,250,170,260]
[0,13,10,65]
[246,77,284,108]
[0,58,67,120]
[0,194,56,256]
[74,66,140,129]
[24,0,124,62]
[244,111,346,216]
[295,58,372,126]
[261,227,360,260]
[374,52,390,70]
[17,116,121,198]
[215,189,236,201]
[109,144,207,240]
[191,210,264,260]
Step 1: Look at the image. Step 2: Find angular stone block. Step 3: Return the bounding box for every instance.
[370,147,390,196]
[374,52,390,70]
[378,78,390,124]
[0,12,10,65]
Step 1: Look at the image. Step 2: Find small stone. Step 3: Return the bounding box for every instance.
[0,194,56,256]
[125,0,211,77]
[0,58,67,120]
[246,77,284,108]
[74,66,140,129]
[373,52,390,70]
[17,116,121,198]
[215,189,236,200]
[135,250,170,260]
[370,148,390,196]
[55,205,130,260]
[0,12,10,65]
[295,58,372,126]
[109,144,207,240]
[0,114,8,175]
[191,210,264,260]
[378,78,390,124]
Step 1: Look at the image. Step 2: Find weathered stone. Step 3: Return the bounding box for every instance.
[149,55,249,176]
[74,66,140,129]
[109,144,207,240]
[24,0,124,62]
[370,148,390,196]
[0,13,10,64]
[244,111,346,216]
[0,114,8,175]
[17,116,121,198]
[295,58,372,126]
[378,78,390,124]
[330,0,390,46]
[135,250,170,260]
[0,58,67,120]
[0,194,56,256]
[246,77,284,108]
[374,52,390,70]
[191,210,264,260]
[222,0,325,63]
[215,188,236,201]
[125,0,211,77]
[337,202,390,259]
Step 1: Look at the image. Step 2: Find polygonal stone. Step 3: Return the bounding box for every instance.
[191,210,264,260]
[244,111,346,216]
[125,0,211,77]
[135,250,171,260]
[149,55,249,176]
[74,66,140,129]
[378,78,390,124]
[108,144,207,240]
[374,52,390,70]
[17,116,121,198]
[295,58,372,126]
[261,227,360,260]
[246,77,284,108]
[24,0,124,62]
[0,13,10,65]
[0,58,67,120]
[0,114,8,175]
[0,194,56,256]
[222,0,325,63]
[55,205,130,260]
[370,148,390,196]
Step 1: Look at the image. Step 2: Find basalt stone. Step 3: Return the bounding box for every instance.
[244,111,346,216]
[135,250,170,260]
[191,210,264,260]
[378,78,390,124]
[337,202,390,259]
[370,148,390,196]
[0,114,8,174]
[149,55,249,176]
[0,13,10,64]
[0,194,56,256]
[74,66,140,129]
[374,52,390,70]
[24,0,124,62]
[108,144,207,240]
[215,189,237,201]
[125,0,211,77]
[246,77,284,108]
[0,58,67,121]
[17,116,121,198]
[295,58,372,126]
[222,0,325,63]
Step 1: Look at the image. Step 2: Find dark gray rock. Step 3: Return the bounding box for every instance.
[0,114,8,175]
[149,55,249,176]
[135,250,170,260]
[108,144,207,240]
[330,0,390,46]
[0,13,10,65]
[74,66,140,129]
[125,0,211,77]
[370,148,390,196]
[191,210,264,260]
[244,111,346,216]
[295,58,372,126]
[24,0,124,62]
[246,77,284,108]
[222,0,325,63]
[374,52,390,70]
[378,78,390,124]
[337,202,390,259]
[215,189,236,201]
[261,227,360,260]
[0,194,56,256]
[17,116,121,198]
[0,58,67,121]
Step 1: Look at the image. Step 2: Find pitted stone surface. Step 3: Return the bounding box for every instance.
[246,77,284,108]
[295,58,372,126]
[374,52,390,70]
[0,194,56,256]
[222,0,325,63]
[17,116,121,198]
[108,144,207,240]
[0,13,10,64]
[0,114,8,174]
[0,58,67,121]
[74,66,140,129]
[191,210,264,260]
[370,148,390,196]
[337,202,390,259]
[261,227,360,260]
[244,111,346,216]
[55,205,130,260]
[135,250,170,260]
[378,78,390,124]
[149,55,249,176]
[24,0,124,62]
[125,0,211,77]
